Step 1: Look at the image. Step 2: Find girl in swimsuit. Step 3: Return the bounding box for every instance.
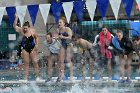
[13,14,40,81]
[56,17,73,82]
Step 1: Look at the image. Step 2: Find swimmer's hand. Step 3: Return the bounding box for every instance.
[93,43,97,46]
[35,44,39,51]
[59,34,64,39]
[108,46,113,50]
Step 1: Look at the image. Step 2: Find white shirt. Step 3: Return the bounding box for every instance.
[44,38,61,54]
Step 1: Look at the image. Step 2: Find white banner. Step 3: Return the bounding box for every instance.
[109,0,121,20]
[39,4,51,25]
[16,5,27,26]
[136,0,140,11]
[86,1,97,21]
[62,2,73,23]
[0,7,5,25]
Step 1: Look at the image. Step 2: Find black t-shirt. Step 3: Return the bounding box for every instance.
[118,36,133,51]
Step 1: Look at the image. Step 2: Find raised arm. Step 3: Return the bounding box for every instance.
[13,14,22,32]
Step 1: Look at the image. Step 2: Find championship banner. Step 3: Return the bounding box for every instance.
[28,5,39,25]
[97,0,109,18]
[51,2,62,23]
[39,4,51,25]
[73,1,84,22]
[62,2,73,23]
[122,0,134,18]
[16,5,27,26]
[86,1,97,21]
[109,0,121,20]
[0,7,5,25]
[6,7,16,25]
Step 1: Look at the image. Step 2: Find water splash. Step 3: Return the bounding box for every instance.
[11,83,41,93]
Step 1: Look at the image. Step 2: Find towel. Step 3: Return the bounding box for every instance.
[99,31,112,59]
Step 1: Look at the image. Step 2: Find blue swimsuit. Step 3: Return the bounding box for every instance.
[21,35,35,53]
[59,32,71,49]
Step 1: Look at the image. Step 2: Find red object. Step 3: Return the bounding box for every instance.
[99,31,112,59]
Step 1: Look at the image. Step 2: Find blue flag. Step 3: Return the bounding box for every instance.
[73,1,84,22]
[97,0,109,18]
[130,21,140,37]
[28,5,39,25]
[122,0,134,18]
[6,7,16,26]
[51,2,62,24]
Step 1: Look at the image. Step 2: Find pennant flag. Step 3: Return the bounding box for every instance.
[6,7,16,26]
[97,0,109,18]
[39,4,51,25]
[16,5,27,26]
[73,1,84,22]
[122,0,134,18]
[27,5,39,25]
[130,21,140,37]
[0,7,5,25]
[136,0,140,11]
[109,0,121,20]
[62,2,73,23]
[51,2,62,24]
[86,1,97,21]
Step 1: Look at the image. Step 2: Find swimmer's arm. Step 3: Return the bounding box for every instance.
[93,35,99,44]
[13,14,22,32]
[33,30,39,46]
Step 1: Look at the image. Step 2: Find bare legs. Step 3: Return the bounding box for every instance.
[21,50,29,80]
[47,55,52,80]
[107,59,112,79]
[58,46,73,81]
[119,53,132,80]
[47,54,59,80]
[21,49,40,80]
[30,50,40,78]
[66,46,73,81]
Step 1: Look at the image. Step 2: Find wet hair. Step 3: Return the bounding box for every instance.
[102,25,108,29]
[116,30,123,34]
[132,36,140,41]
[47,32,52,37]
[60,17,67,23]
[23,21,30,27]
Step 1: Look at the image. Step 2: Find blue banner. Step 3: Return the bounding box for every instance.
[6,7,16,26]
[73,1,84,22]
[97,0,109,18]
[51,0,82,3]
[130,21,140,37]
[61,0,82,2]
[27,5,39,25]
[51,2,62,24]
[122,0,134,18]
